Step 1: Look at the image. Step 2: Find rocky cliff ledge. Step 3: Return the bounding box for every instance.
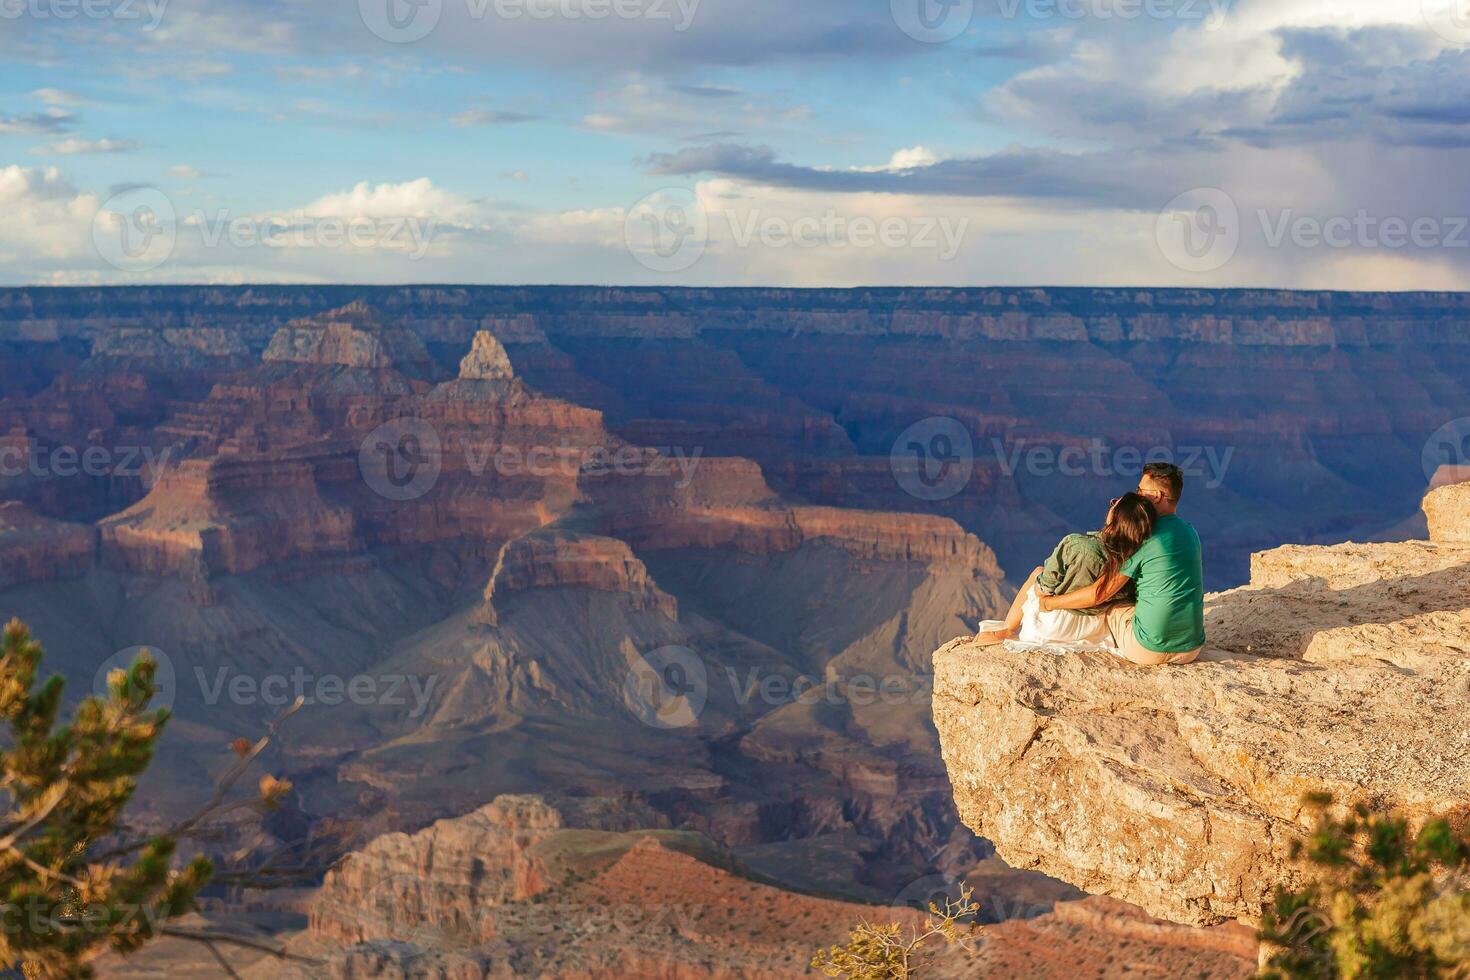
[933,484,1470,927]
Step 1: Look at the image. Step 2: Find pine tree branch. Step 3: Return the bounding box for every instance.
[92,697,304,864]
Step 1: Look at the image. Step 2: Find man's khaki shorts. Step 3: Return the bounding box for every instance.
[1105,605,1202,666]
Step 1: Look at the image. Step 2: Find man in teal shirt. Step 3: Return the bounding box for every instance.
[1039,463,1206,665]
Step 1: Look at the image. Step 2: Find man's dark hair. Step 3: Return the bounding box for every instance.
[1142,462,1184,502]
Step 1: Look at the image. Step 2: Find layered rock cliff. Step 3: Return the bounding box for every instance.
[1,302,1013,922]
[3,286,1468,587]
[0,502,96,591]
[933,484,1470,926]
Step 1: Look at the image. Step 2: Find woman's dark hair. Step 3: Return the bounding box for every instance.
[1099,492,1157,584]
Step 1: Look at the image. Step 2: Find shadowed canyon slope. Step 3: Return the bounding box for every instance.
[933,483,1470,927]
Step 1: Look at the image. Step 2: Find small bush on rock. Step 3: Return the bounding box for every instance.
[1259,792,1470,979]
[812,884,980,979]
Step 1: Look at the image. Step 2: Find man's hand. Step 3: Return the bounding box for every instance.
[1037,594,1054,613]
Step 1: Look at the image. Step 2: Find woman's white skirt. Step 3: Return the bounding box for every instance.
[976,585,1117,654]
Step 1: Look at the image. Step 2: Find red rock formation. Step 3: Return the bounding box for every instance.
[0,502,96,590]
[99,456,357,581]
[482,532,678,622]
[302,794,1256,980]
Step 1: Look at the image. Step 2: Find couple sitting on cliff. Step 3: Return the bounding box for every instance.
[975,462,1206,666]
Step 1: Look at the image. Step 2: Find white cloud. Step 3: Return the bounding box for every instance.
[854,146,942,173]
[120,59,234,82]
[31,88,83,106]
[33,138,141,156]
[273,64,365,83]
[167,165,205,179]
[0,166,100,272]
[300,178,485,225]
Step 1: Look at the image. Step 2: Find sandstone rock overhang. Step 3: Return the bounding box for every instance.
[933,488,1470,926]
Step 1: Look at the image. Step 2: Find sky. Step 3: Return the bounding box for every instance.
[3,0,1470,288]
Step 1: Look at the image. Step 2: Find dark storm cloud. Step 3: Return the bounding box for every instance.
[644,142,1153,209]
[1261,28,1470,148]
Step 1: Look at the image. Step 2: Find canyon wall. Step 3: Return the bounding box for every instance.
[4,286,1466,588]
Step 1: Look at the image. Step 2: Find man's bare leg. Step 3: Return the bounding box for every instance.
[973,566,1043,646]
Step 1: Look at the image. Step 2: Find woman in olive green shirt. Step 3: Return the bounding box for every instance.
[974,492,1156,648]
[1038,465,1206,666]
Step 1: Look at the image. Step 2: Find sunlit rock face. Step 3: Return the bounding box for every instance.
[458,330,515,381]
[1425,481,1470,544]
[933,488,1470,926]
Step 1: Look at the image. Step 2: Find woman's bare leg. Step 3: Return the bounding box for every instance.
[973,566,1043,646]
